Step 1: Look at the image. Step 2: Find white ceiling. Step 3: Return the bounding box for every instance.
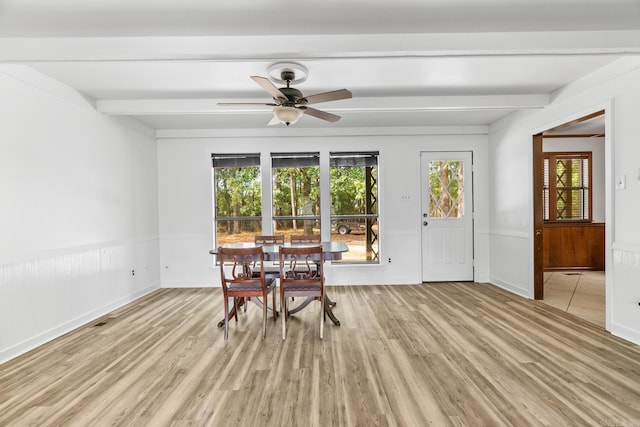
[1,0,639,131]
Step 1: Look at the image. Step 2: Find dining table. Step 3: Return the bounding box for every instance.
[210,241,348,327]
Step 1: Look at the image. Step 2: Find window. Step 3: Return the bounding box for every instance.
[543,152,592,222]
[271,152,320,236]
[212,150,383,265]
[212,153,262,246]
[330,152,379,263]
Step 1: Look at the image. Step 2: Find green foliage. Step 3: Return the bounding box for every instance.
[429,160,462,218]
[215,163,378,235]
[214,167,261,217]
[272,167,320,216]
[330,166,377,215]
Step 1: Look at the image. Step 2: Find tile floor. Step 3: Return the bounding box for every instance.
[542,270,605,328]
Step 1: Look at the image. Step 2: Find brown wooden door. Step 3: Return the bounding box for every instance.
[533,133,544,299]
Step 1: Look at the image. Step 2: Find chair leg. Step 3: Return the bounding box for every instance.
[281,293,287,340]
[272,287,277,321]
[233,297,239,322]
[320,292,325,340]
[223,296,229,340]
[262,292,267,339]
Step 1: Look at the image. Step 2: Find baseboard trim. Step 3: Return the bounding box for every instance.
[488,277,531,299]
[161,281,216,288]
[0,285,158,365]
[610,322,640,346]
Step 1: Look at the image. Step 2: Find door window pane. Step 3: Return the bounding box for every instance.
[429,160,464,218]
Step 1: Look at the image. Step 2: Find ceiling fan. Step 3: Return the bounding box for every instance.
[218,69,352,126]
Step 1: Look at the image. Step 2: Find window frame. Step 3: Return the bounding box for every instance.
[543,151,592,223]
[270,152,321,236]
[211,153,263,248]
[211,150,383,266]
[329,151,380,264]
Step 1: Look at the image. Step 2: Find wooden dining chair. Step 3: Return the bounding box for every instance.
[255,235,285,245]
[278,245,325,339]
[254,235,285,279]
[218,246,277,339]
[289,234,321,244]
[289,234,321,275]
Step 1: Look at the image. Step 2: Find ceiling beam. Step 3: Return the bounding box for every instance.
[97,94,549,115]
[1,31,639,62]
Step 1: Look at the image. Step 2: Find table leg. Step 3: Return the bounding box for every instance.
[323,295,340,326]
[286,296,314,314]
[287,294,341,326]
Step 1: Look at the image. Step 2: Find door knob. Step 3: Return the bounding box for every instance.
[423,221,428,226]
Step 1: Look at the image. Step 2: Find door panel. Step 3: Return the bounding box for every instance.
[533,133,544,299]
[421,151,474,281]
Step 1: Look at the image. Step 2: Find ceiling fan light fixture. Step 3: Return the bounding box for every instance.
[273,105,303,126]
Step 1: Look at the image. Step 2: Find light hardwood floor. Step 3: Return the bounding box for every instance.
[1,283,640,426]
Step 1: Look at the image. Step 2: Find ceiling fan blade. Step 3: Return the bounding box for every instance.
[298,89,352,105]
[267,114,281,126]
[300,106,341,123]
[251,76,288,101]
[217,102,278,106]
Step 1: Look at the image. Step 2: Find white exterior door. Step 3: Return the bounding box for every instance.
[421,151,474,282]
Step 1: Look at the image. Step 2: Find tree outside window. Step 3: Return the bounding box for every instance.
[428,160,464,218]
[212,151,381,264]
[330,152,379,263]
[271,152,320,236]
[212,153,262,246]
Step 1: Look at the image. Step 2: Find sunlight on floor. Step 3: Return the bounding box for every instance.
[543,270,605,328]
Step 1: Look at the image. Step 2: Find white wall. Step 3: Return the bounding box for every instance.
[489,56,640,344]
[157,129,490,288]
[0,67,161,364]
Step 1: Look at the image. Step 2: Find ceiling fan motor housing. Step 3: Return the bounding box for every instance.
[280,70,296,82]
[278,87,304,105]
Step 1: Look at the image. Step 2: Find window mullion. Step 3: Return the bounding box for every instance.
[319,150,331,242]
[260,151,273,235]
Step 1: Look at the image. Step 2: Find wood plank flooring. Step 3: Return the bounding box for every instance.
[1,282,640,426]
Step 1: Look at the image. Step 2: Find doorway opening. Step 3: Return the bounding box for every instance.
[533,110,606,327]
